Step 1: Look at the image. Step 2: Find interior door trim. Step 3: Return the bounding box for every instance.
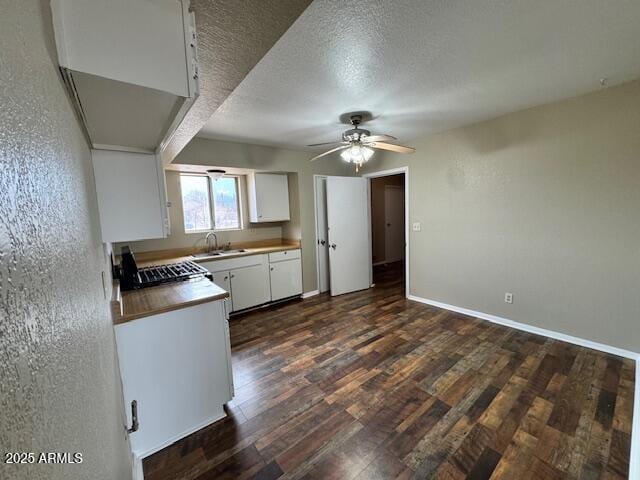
[362,166,410,299]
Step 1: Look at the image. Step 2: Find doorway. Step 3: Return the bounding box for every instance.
[314,169,409,298]
[363,167,408,296]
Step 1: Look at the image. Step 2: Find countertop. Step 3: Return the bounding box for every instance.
[133,239,301,268]
[112,278,228,325]
[111,239,301,325]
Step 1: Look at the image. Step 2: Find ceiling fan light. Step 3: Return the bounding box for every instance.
[361,146,374,161]
[341,143,374,165]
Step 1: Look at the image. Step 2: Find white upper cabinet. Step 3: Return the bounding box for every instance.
[92,149,169,243]
[51,0,198,153]
[247,173,291,222]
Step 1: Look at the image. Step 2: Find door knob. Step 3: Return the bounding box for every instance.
[330,244,337,250]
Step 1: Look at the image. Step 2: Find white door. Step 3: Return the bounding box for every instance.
[384,185,405,263]
[230,265,271,311]
[314,176,330,293]
[326,176,371,296]
[270,259,303,301]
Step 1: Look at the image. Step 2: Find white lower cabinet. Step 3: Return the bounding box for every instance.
[270,258,303,301]
[230,264,271,311]
[115,300,232,459]
[200,250,302,312]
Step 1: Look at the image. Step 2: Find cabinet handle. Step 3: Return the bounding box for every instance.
[223,276,228,281]
[270,267,274,271]
[284,251,287,255]
[127,400,139,434]
[331,244,337,250]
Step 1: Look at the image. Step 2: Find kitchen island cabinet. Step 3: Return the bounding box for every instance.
[114,286,232,459]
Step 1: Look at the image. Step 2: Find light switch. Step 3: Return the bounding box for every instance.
[412,222,421,232]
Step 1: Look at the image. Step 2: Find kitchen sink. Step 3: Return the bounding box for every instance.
[191,249,247,259]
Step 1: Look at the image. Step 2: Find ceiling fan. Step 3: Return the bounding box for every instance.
[308,114,415,171]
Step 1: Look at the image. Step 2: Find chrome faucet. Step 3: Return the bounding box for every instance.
[205,231,218,253]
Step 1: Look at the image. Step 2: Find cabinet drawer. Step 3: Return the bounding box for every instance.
[199,254,265,273]
[268,249,301,263]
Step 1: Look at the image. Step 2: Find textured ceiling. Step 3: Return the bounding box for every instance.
[162,0,312,164]
[197,0,640,149]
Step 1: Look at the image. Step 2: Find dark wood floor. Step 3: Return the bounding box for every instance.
[144,263,635,479]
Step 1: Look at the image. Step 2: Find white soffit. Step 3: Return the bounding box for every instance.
[197,0,640,148]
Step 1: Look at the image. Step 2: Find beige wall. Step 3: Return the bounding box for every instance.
[362,80,640,353]
[371,174,405,264]
[171,137,356,292]
[116,170,285,254]
[0,2,132,479]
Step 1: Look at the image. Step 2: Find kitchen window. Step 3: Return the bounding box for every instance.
[180,174,241,232]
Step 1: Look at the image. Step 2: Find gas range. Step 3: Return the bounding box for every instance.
[136,261,210,289]
[118,246,210,291]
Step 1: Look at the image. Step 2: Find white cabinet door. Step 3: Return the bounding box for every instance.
[115,301,231,458]
[210,270,232,317]
[248,173,290,222]
[270,259,303,301]
[92,149,168,243]
[230,265,271,311]
[51,0,191,97]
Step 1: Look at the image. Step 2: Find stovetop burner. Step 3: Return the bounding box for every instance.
[135,260,209,288]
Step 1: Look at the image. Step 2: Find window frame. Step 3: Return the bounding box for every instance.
[210,174,243,232]
[179,173,214,233]
[179,173,243,233]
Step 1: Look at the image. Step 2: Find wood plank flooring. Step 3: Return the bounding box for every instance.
[143,264,635,480]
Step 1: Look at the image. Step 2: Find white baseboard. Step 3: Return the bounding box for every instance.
[407,295,639,360]
[302,290,320,299]
[407,294,640,480]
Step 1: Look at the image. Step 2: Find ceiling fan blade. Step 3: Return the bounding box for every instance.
[309,145,349,162]
[307,141,347,147]
[363,134,396,143]
[370,142,415,154]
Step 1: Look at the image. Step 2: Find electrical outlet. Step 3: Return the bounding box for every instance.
[412,222,421,232]
[504,292,513,304]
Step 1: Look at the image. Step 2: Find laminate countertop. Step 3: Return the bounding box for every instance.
[133,240,301,268]
[112,278,228,325]
[111,240,301,325]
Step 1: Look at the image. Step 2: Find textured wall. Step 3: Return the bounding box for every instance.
[0,1,132,479]
[362,80,640,352]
